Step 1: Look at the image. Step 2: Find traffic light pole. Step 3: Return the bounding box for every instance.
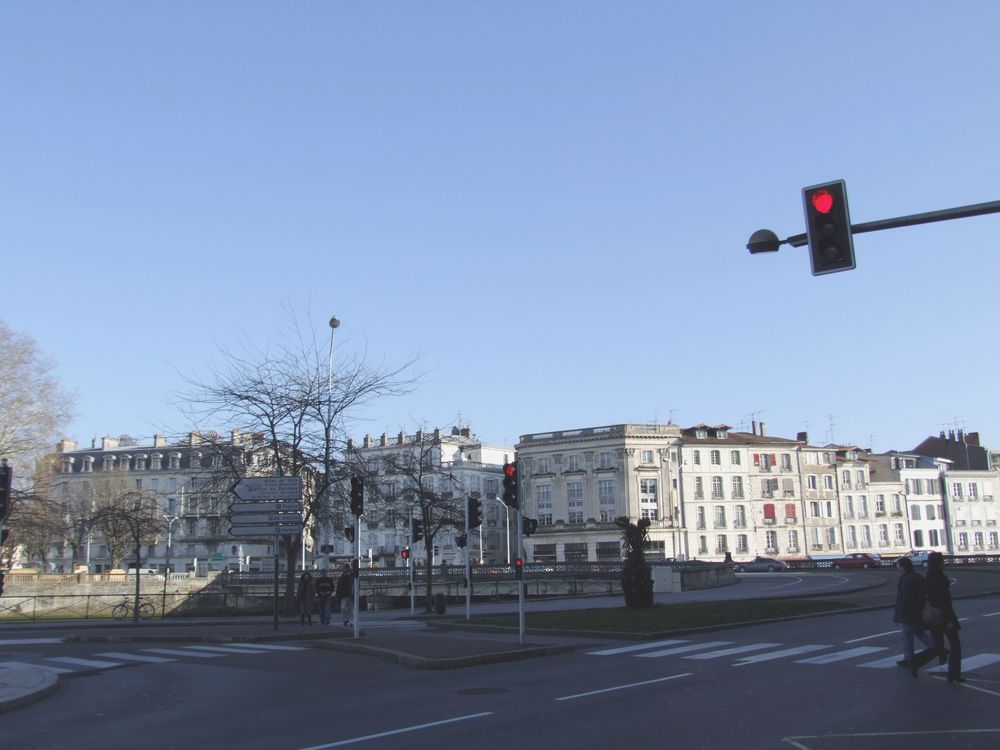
[465,504,472,621]
[517,507,525,645]
[408,508,415,615]
[353,514,360,639]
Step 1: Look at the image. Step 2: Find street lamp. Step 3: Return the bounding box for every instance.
[162,514,179,617]
[320,315,340,568]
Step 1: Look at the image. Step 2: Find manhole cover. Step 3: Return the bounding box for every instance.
[455,687,508,696]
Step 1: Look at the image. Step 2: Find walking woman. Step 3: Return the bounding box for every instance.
[911,551,964,682]
[296,571,316,626]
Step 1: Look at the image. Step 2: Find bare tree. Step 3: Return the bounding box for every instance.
[91,490,166,621]
[362,430,464,612]
[179,309,418,612]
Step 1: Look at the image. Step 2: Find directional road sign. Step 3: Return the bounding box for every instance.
[229,501,303,514]
[231,476,302,502]
[229,524,303,537]
[229,512,303,525]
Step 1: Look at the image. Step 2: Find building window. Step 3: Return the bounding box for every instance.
[737,534,749,553]
[968,483,979,498]
[730,451,741,465]
[734,505,747,528]
[716,535,728,553]
[640,478,658,498]
[694,477,704,500]
[827,527,837,547]
[910,504,922,521]
[711,476,724,500]
[536,458,552,475]
[807,475,817,490]
[641,450,654,465]
[698,536,708,554]
[566,482,583,502]
[692,450,701,466]
[952,483,963,498]
[710,450,721,466]
[925,478,937,494]
[565,455,580,472]
[731,476,744,499]
[597,452,613,469]
[714,505,727,529]
[823,475,834,491]
[842,470,851,487]
[765,530,778,551]
[781,454,792,471]
[847,526,857,547]
[568,499,584,525]
[763,503,776,523]
[787,529,799,551]
[875,495,886,514]
[696,507,706,530]
[785,503,797,522]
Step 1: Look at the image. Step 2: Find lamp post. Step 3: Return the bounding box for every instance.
[162,514,179,617]
[319,315,340,568]
[494,496,511,564]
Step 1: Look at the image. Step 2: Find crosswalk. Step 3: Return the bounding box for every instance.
[587,638,1000,674]
[0,642,306,676]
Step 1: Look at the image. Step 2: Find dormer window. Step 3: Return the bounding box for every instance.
[151,453,162,470]
[62,457,74,473]
[119,455,131,471]
[695,429,708,439]
[716,429,728,439]
[103,455,115,471]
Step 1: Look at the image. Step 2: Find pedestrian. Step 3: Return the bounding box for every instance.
[910,551,964,681]
[315,568,335,626]
[893,556,933,667]
[296,571,316,625]
[336,563,354,627]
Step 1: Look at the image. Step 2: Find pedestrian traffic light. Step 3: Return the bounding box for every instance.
[502,462,519,509]
[456,533,467,548]
[0,464,12,520]
[344,526,355,543]
[350,477,364,516]
[401,547,409,560]
[467,496,482,528]
[411,518,424,543]
[351,558,359,577]
[514,557,524,580]
[803,179,855,276]
[522,517,538,537]
[0,569,4,596]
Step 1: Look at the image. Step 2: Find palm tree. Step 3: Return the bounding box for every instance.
[616,516,653,608]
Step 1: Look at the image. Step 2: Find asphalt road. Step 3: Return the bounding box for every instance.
[2,570,999,750]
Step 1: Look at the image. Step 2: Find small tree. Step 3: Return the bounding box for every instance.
[616,516,653,608]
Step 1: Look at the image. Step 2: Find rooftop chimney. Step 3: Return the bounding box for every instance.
[155,434,170,448]
[796,431,809,443]
[380,432,387,446]
[760,422,766,437]
[751,420,757,436]
[397,431,404,445]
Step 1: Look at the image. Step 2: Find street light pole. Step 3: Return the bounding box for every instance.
[162,514,179,617]
[322,315,341,568]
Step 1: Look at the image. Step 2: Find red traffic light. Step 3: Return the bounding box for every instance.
[504,463,516,478]
[810,189,835,215]
[401,547,409,560]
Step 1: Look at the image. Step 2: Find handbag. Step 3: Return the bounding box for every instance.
[922,601,946,629]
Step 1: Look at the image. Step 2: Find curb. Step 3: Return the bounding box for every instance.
[65,630,355,644]
[313,639,576,669]
[0,668,59,713]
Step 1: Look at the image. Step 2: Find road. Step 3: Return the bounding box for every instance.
[1,572,999,749]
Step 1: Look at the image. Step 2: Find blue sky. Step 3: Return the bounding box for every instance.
[3,2,998,453]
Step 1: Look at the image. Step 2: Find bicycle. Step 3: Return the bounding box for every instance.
[112,596,156,621]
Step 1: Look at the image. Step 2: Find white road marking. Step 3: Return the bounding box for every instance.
[684,643,781,660]
[95,651,176,663]
[47,656,123,669]
[587,639,689,656]
[0,638,63,645]
[733,645,831,666]
[856,654,907,668]
[556,673,692,702]
[928,653,1000,672]
[783,728,1000,749]
[218,643,306,651]
[637,641,733,658]
[183,645,271,654]
[796,646,888,664]
[844,629,897,644]
[140,648,224,658]
[296,712,494,749]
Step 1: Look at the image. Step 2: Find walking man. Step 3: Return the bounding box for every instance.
[893,556,933,666]
[315,568,335,626]
[336,563,354,627]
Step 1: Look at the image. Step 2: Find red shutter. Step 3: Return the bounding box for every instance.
[785,503,796,519]
[763,503,775,519]
[753,453,760,466]
[770,454,777,466]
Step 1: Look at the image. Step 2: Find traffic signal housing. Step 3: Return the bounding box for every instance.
[522,517,538,537]
[456,533,468,548]
[350,477,364,516]
[514,557,524,580]
[343,526,355,543]
[0,464,12,520]
[401,547,409,560]
[803,180,855,276]
[502,462,519,509]
[411,518,424,544]
[467,496,482,528]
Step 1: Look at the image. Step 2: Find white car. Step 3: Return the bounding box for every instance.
[905,550,932,568]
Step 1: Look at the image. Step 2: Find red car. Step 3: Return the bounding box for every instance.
[831,553,882,570]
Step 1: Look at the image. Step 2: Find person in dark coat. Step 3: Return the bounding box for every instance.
[315,569,335,626]
[893,556,933,666]
[296,571,316,625]
[335,563,354,627]
[910,552,964,681]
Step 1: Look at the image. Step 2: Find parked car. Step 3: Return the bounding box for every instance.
[904,549,933,568]
[830,553,881,570]
[734,556,788,573]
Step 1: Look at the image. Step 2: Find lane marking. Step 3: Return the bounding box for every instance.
[927,653,1000,673]
[784,728,1000,749]
[47,656,123,669]
[857,654,906,668]
[221,643,306,651]
[183,645,272,654]
[95,651,176,663]
[684,643,781,660]
[296,712,494,749]
[556,673,692,702]
[844,629,897,644]
[587,639,689,656]
[0,660,74,674]
[0,638,63,645]
[637,641,732,658]
[734,645,831,666]
[141,648,224,658]
[797,646,887,664]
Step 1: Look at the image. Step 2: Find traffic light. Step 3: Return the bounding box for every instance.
[803,180,855,276]
[456,533,467,548]
[467,496,482,528]
[350,477,364,516]
[351,558,359,577]
[401,547,409,560]
[343,526,355,543]
[0,569,4,596]
[502,462,519,509]
[522,517,538,537]
[514,557,524,580]
[411,518,424,544]
[0,464,12,520]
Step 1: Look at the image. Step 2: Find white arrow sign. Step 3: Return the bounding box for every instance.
[229,512,303,525]
[229,501,303,514]
[229,524,303,537]
[231,477,302,501]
